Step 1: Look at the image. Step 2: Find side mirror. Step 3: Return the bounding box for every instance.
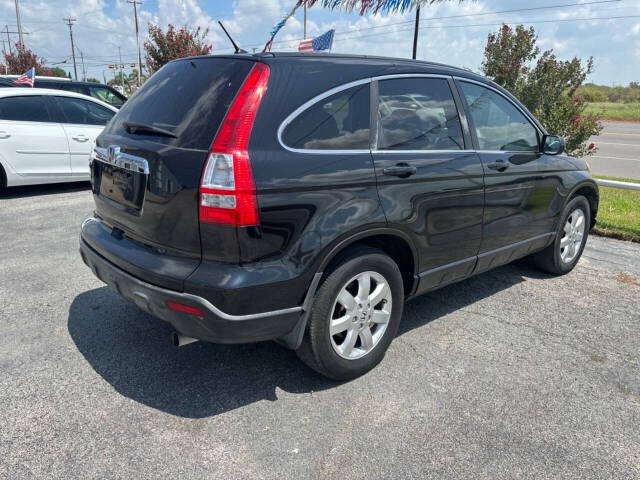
[542,135,565,155]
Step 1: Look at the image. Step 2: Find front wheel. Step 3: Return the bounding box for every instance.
[532,195,591,275]
[296,247,404,380]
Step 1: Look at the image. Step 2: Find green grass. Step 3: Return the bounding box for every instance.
[592,176,640,242]
[585,102,640,122]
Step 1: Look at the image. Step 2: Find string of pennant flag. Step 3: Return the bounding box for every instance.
[264,0,449,51]
[296,0,447,15]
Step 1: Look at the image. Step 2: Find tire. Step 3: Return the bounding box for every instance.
[296,246,405,380]
[0,164,6,192]
[532,195,591,275]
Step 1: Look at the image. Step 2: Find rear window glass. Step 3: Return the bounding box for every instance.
[282,84,370,150]
[105,58,254,150]
[0,95,51,122]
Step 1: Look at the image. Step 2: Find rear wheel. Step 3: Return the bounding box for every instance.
[532,195,590,275]
[296,247,404,380]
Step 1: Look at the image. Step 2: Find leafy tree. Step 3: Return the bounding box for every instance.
[4,42,46,75]
[47,67,69,78]
[85,77,100,83]
[144,24,212,74]
[482,24,602,157]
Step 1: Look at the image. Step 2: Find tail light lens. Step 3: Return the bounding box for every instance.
[200,62,270,226]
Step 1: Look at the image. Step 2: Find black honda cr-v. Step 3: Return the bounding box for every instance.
[80,53,598,380]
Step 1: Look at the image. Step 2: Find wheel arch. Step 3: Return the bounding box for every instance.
[316,228,419,297]
[567,180,599,229]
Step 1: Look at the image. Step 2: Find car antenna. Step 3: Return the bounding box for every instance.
[217,21,247,54]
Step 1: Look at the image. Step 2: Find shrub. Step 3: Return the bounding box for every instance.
[482,24,602,157]
[144,24,212,74]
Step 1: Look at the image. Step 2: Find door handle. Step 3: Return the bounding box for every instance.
[383,164,417,178]
[72,135,89,142]
[487,159,509,171]
[0,131,10,139]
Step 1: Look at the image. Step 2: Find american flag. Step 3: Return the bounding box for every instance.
[13,67,35,87]
[299,29,335,53]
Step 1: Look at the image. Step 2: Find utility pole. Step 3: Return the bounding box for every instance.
[63,18,78,80]
[1,36,6,74]
[14,0,23,46]
[118,46,125,93]
[3,26,10,56]
[80,50,86,81]
[127,0,142,87]
[412,5,420,60]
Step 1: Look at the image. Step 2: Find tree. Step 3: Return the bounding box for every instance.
[4,42,45,75]
[144,24,212,74]
[86,77,100,83]
[45,66,69,78]
[482,24,602,157]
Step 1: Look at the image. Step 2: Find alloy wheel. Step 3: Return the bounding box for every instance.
[560,208,586,264]
[329,271,392,360]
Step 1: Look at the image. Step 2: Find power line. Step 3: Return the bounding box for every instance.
[210,0,629,52]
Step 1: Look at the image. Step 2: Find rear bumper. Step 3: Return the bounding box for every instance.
[79,238,303,344]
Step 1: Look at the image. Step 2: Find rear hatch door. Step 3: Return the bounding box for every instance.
[87,57,255,288]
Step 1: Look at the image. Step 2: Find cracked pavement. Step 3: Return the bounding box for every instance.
[1,183,639,479]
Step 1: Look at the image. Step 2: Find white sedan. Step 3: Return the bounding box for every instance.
[0,88,117,188]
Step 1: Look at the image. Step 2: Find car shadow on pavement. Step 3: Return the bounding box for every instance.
[0,182,90,199]
[68,259,551,419]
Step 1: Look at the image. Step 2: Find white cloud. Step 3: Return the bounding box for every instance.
[0,0,636,85]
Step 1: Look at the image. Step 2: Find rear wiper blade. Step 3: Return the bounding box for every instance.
[123,121,177,138]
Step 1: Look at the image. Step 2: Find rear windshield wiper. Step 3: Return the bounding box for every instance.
[123,121,177,138]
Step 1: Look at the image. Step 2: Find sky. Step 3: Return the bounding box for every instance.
[0,0,638,85]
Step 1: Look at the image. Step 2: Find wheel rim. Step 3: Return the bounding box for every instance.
[329,271,392,360]
[560,208,586,264]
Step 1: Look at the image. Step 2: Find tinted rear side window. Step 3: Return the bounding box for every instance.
[55,96,115,125]
[282,84,370,150]
[57,84,90,95]
[377,78,464,151]
[89,86,125,107]
[105,58,254,150]
[0,95,51,122]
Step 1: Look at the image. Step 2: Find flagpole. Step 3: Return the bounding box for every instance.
[303,4,307,38]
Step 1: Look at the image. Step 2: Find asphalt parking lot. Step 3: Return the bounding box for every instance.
[2,183,640,479]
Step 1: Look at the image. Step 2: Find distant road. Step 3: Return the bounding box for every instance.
[588,121,640,179]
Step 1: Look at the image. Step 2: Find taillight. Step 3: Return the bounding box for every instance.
[200,62,270,226]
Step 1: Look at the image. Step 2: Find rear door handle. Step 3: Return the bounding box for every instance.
[487,159,509,171]
[72,135,89,142]
[383,164,417,177]
[0,131,10,139]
